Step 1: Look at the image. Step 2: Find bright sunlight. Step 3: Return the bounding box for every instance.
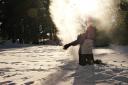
[50,0,117,44]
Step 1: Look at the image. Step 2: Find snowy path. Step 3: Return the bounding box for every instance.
[0,45,128,85]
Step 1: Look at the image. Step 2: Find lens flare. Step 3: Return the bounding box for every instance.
[50,0,118,44]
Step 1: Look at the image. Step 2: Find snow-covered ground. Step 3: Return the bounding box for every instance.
[0,45,128,85]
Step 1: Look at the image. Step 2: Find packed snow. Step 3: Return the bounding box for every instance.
[0,45,128,85]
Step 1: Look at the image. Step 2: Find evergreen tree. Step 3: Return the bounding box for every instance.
[0,0,58,44]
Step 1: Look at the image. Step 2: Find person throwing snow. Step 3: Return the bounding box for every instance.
[63,17,96,66]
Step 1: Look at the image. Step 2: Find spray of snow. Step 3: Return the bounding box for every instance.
[50,0,118,44]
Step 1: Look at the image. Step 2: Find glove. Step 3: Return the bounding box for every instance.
[63,44,70,50]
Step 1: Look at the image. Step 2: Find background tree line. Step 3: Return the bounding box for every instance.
[110,0,128,45]
[0,0,58,44]
[0,0,128,46]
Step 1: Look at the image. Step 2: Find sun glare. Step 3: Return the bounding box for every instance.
[77,0,99,15]
[50,0,116,44]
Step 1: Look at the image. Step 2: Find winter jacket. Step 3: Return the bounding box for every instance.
[69,25,96,54]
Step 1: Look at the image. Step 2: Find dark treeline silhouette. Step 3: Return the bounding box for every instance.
[110,0,128,45]
[0,0,128,46]
[0,0,59,44]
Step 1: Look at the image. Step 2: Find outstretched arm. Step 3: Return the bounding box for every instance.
[63,40,79,50]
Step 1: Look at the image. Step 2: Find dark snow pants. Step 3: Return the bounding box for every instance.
[79,54,94,66]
